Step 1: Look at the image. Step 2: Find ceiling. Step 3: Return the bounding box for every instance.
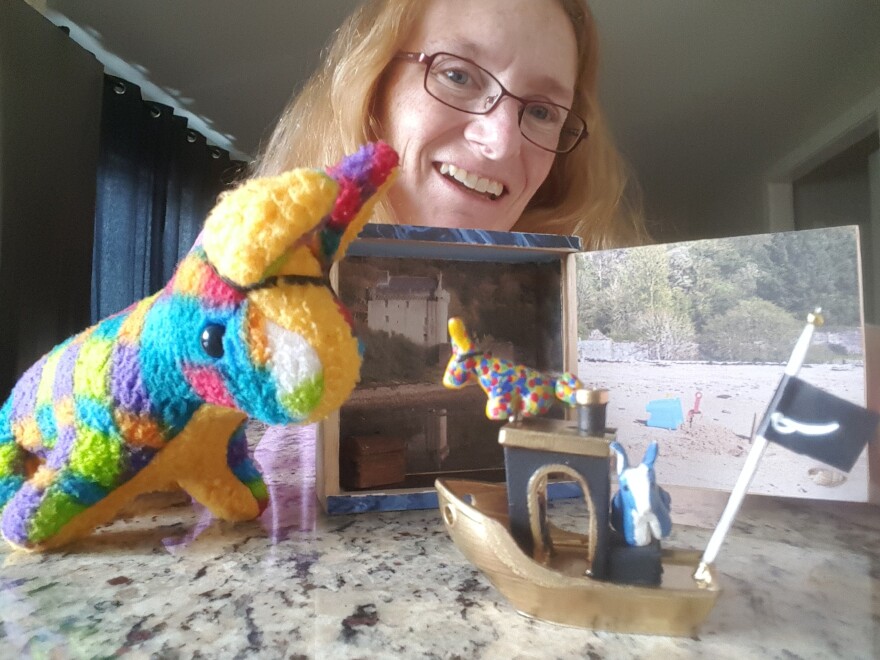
[34,0,880,241]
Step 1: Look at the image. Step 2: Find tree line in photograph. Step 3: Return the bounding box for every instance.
[576,228,862,362]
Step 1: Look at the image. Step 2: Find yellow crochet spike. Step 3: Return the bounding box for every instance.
[201,168,338,286]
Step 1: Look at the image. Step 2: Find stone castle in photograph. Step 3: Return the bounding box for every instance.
[367,271,450,347]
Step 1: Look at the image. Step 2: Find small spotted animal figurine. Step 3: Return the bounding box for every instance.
[0,142,398,551]
[442,317,584,420]
[610,441,672,546]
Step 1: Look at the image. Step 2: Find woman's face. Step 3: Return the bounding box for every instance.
[376,0,578,232]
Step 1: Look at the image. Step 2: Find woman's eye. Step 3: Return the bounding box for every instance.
[431,58,483,92]
[443,68,470,86]
[201,323,226,358]
[526,103,557,123]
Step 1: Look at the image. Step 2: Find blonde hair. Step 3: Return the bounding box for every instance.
[254,0,649,249]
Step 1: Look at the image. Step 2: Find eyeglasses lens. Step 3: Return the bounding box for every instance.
[423,54,583,153]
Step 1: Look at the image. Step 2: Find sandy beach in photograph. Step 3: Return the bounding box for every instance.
[579,360,869,502]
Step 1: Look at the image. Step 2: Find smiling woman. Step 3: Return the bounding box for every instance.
[254,0,649,248]
[374,1,578,233]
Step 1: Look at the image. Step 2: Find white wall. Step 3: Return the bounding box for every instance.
[592,2,880,243]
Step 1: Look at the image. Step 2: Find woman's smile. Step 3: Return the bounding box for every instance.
[436,162,506,200]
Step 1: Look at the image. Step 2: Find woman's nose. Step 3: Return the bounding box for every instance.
[463,97,523,159]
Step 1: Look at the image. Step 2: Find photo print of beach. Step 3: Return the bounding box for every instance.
[336,255,564,490]
[575,226,868,501]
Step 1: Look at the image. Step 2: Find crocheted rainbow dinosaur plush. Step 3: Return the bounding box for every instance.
[443,317,584,420]
[0,142,398,551]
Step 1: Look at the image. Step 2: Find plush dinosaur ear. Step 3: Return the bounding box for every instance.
[448,317,474,354]
[609,441,628,476]
[200,168,339,286]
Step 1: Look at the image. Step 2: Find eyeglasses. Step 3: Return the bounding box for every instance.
[394,51,587,154]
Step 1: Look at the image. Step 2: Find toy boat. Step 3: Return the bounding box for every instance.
[436,312,875,636]
[436,477,720,636]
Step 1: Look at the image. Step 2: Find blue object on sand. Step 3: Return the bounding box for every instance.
[646,398,684,430]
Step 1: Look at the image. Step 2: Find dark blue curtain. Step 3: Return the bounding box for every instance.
[1,1,102,397]
[92,74,245,321]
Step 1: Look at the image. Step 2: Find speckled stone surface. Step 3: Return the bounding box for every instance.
[2,424,879,659]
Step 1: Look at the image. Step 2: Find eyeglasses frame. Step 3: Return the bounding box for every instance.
[394,51,588,154]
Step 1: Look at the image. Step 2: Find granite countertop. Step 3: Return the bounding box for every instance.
[2,424,879,659]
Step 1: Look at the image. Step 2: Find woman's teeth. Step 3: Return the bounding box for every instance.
[439,163,504,199]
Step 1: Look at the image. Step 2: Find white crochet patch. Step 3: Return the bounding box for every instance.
[266,320,323,394]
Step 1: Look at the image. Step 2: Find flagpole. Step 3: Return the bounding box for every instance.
[693,310,822,584]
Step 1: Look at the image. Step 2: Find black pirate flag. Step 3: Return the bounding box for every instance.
[756,374,880,472]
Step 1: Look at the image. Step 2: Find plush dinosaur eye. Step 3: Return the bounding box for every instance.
[201,323,226,358]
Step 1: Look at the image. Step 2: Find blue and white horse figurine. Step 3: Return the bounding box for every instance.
[610,441,672,546]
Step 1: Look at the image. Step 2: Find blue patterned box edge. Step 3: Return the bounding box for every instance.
[326,481,583,515]
[349,223,581,263]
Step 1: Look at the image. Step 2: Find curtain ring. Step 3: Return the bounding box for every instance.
[186,130,198,143]
[210,148,222,159]
[149,104,162,118]
[113,81,126,95]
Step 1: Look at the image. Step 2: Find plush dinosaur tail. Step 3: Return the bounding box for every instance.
[554,373,585,405]
[321,141,399,263]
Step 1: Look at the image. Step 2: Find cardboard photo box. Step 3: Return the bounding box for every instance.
[318,224,580,513]
[318,224,878,513]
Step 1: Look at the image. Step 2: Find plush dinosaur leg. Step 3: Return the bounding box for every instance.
[1,467,110,550]
[224,423,269,514]
[1,407,264,551]
[519,382,556,417]
[171,409,265,522]
[0,400,25,510]
[486,386,552,420]
[180,421,269,520]
[0,440,26,511]
[0,453,186,552]
[485,391,515,420]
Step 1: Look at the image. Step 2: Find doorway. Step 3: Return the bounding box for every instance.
[793,132,880,324]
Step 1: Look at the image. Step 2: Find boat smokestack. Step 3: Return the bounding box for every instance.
[576,388,609,436]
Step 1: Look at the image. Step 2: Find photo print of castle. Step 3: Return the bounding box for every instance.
[575,226,869,501]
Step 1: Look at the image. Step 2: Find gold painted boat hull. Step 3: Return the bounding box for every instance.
[436,478,721,636]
